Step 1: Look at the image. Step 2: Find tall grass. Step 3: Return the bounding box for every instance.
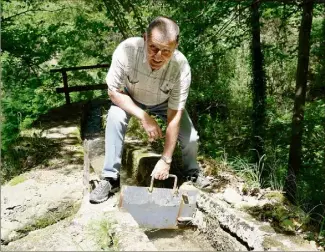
[230,154,266,189]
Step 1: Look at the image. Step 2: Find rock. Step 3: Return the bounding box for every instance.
[223,187,243,205]
[197,191,319,251]
[7,231,19,241]
[1,170,83,244]
[235,196,259,209]
[194,210,247,251]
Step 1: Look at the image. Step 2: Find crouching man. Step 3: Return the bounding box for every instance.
[90,16,210,204]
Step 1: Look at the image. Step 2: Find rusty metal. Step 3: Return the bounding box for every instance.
[119,174,198,229]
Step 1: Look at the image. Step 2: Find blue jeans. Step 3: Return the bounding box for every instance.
[102,100,200,179]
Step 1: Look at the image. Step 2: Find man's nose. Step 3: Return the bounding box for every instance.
[154,50,162,60]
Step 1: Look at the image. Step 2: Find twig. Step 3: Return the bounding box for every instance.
[2,7,67,22]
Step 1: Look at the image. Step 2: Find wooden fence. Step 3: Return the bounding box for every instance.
[50,64,109,104]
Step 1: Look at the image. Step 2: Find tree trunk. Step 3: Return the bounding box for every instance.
[318,7,325,170]
[102,0,132,39]
[284,0,314,203]
[250,0,267,176]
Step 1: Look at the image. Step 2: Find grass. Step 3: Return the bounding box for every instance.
[227,152,286,193]
[223,152,325,247]
[243,191,325,248]
[87,218,118,251]
[125,116,149,142]
[317,216,325,247]
[8,175,27,186]
[302,206,325,248]
[1,130,61,183]
[264,191,287,203]
[69,127,82,143]
[2,124,84,184]
[245,202,310,233]
[19,202,81,234]
[229,154,266,190]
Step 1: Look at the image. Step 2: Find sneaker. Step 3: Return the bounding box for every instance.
[89,177,120,204]
[183,171,212,189]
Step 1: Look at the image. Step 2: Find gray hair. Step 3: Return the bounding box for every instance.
[147,16,180,43]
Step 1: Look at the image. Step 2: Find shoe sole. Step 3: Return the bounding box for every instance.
[90,197,109,204]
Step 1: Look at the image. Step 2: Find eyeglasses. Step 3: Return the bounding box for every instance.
[148,44,173,57]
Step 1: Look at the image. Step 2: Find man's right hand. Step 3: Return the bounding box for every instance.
[141,114,163,142]
[109,90,162,141]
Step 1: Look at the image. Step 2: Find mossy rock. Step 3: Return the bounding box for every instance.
[262,236,287,250]
[19,201,81,235]
[264,191,287,204]
[8,175,27,186]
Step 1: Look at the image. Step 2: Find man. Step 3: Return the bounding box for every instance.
[90,16,210,204]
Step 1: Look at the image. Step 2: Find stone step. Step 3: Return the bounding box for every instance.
[85,135,319,251]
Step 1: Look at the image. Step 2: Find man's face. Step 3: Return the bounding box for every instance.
[145,28,178,70]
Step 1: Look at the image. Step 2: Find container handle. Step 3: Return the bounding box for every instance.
[148,174,178,193]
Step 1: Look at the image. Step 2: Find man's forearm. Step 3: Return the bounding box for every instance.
[163,123,180,158]
[109,91,146,120]
[163,109,183,158]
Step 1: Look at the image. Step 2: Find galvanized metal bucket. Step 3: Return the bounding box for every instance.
[119,174,198,229]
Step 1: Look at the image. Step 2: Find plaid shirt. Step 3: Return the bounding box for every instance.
[106,37,191,110]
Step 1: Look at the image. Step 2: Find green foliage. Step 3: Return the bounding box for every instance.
[2,0,325,240]
[230,155,266,189]
[297,100,325,210]
[1,131,61,183]
[126,116,148,141]
[247,202,311,234]
[1,0,114,152]
[19,202,81,234]
[87,218,118,251]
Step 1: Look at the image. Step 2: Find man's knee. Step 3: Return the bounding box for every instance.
[179,127,199,148]
[107,105,128,125]
[189,129,199,146]
[179,111,199,146]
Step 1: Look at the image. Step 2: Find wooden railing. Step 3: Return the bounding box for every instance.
[50,64,109,105]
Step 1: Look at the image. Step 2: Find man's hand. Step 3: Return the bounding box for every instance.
[141,114,163,142]
[151,159,170,180]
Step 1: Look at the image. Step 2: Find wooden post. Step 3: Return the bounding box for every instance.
[50,64,110,104]
[83,140,90,196]
[62,71,70,105]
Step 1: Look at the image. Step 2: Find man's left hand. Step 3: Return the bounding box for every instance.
[151,159,170,180]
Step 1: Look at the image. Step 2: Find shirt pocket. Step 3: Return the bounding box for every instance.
[159,80,175,95]
[126,75,139,85]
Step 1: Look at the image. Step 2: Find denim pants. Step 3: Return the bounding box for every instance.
[102,99,200,179]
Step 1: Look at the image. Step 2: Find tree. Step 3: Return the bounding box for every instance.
[250,0,267,173]
[284,0,314,203]
[101,0,146,39]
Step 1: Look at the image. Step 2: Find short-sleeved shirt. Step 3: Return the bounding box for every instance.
[106,37,191,110]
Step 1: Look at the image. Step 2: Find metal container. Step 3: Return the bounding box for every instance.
[119,174,198,229]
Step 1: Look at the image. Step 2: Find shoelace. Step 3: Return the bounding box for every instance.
[93,180,110,195]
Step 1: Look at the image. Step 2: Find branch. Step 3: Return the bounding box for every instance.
[2,7,67,22]
[203,1,252,42]
[261,0,324,4]
[102,0,130,39]
[2,9,33,21]
[127,0,146,32]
